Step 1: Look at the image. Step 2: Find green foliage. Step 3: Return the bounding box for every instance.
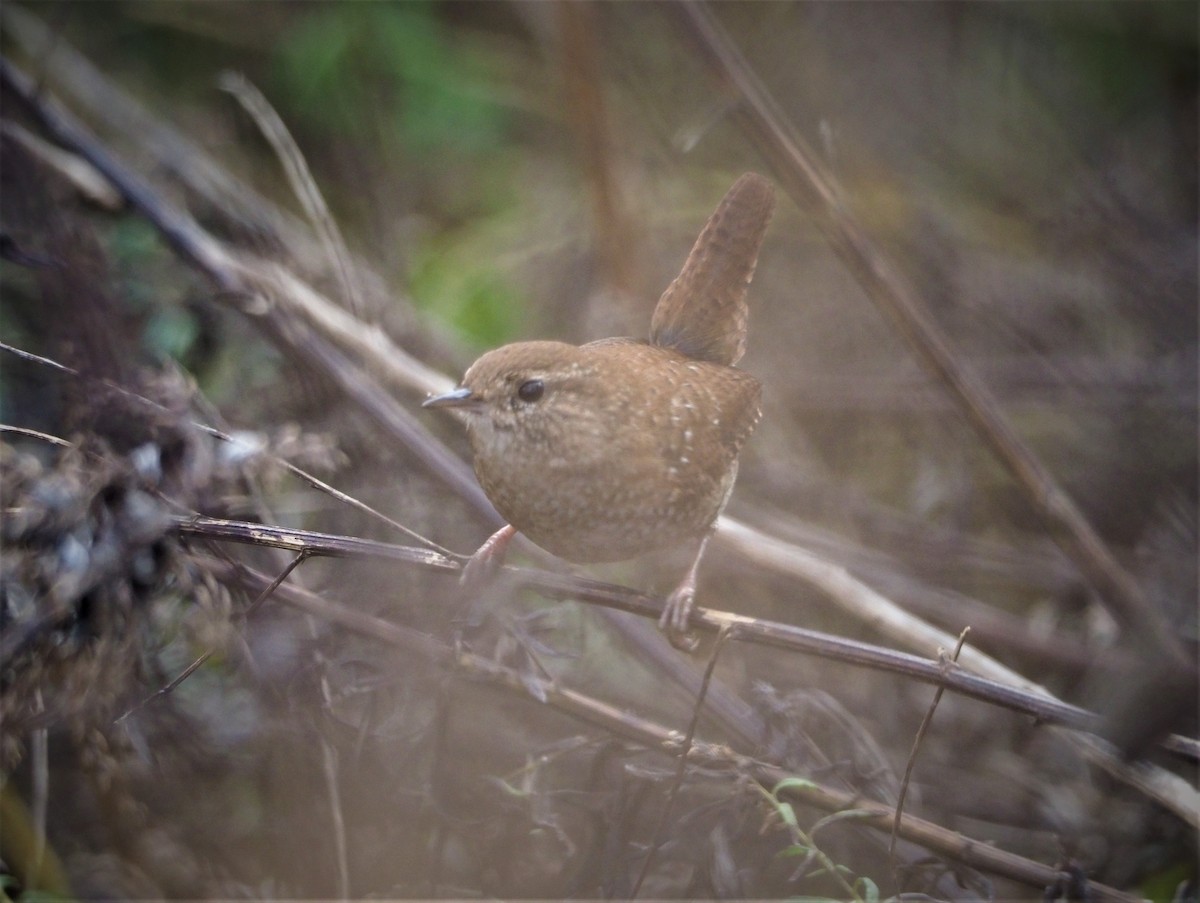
[856,876,880,903]
[271,3,523,353]
[0,869,74,903]
[408,227,525,349]
[272,3,507,156]
[1138,860,1196,903]
[4,892,75,903]
[109,218,161,307]
[772,776,819,795]
[1029,2,1198,115]
[143,305,199,362]
[106,218,202,364]
[760,779,881,903]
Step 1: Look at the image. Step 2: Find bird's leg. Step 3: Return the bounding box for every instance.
[460,523,518,590]
[659,530,713,648]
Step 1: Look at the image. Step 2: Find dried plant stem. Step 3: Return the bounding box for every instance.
[631,624,733,897]
[218,71,366,322]
[0,424,73,448]
[115,552,310,723]
[890,628,970,860]
[320,737,351,899]
[31,692,48,890]
[556,0,641,303]
[1,119,120,208]
[187,517,1200,836]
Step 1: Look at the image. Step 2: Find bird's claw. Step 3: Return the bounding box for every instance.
[458,523,517,594]
[459,545,502,594]
[660,583,700,652]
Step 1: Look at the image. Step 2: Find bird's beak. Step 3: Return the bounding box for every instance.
[422,386,479,410]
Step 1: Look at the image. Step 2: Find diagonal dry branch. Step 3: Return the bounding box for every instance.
[217,70,366,322]
[668,1,1185,669]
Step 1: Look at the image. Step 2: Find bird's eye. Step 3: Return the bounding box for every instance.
[517,379,544,403]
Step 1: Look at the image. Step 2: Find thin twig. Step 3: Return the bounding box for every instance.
[890,627,970,860]
[218,71,366,322]
[31,691,48,889]
[187,516,1200,825]
[0,424,73,447]
[115,552,310,723]
[320,737,351,899]
[1,119,121,208]
[715,511,1200,820]
[631,624,733,897]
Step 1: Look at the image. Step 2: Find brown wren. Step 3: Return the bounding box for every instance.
[424,173,775,641]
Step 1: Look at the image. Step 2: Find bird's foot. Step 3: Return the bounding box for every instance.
[660,580,700,652]
[459,523,518,592]
[454,524,519,633]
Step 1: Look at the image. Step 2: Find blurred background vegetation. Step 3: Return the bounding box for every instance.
[1,1,1196,899]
